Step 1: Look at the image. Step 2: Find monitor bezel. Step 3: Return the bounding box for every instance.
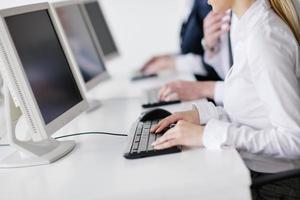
[81,0,120,62]
[52,0,110,91]
[0,3,89,138]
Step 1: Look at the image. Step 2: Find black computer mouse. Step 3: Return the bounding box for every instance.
[139,108,172,122]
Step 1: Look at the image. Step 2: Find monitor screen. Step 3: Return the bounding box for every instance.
[84,1,118,57]
[56,4,106,83]
[5,10,83,124]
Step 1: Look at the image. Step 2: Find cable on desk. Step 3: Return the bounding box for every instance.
[54,132,128,140]
[0,132,128,146]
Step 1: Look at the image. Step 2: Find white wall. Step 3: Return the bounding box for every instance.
[0,0,185,73]
[100,0,184,72]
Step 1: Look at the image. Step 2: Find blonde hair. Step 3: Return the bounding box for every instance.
[269,0,300,44]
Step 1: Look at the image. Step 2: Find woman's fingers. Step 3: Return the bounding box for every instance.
[152,128,177,146]
[140,57,158,72]
[150,114,180,133]
[158,82,179,101]
[152,129,179,150]
[153,139,178,150]
[158,86,172,101]
[204,12,226,28]
[164,92,179,101]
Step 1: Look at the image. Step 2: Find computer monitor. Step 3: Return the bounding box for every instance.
[81,0,119,61]
[0,3,88,168]
[53,0,109,92]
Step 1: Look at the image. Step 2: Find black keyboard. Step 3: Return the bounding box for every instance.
[131,73,158,81]
[124,120,181,159]
[142,88,181,108]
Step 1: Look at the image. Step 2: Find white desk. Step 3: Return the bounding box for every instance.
[0,0,251,199]
[0,72,252,200]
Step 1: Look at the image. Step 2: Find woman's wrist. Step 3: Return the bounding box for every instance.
[196,81,216,100]
[167,55,176,70]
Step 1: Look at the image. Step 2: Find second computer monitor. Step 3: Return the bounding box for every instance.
[82,0,119,60]
[55,1,109,91]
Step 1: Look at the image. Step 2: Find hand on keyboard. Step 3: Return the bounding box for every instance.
[151,120,205,150]
[124,119,181,159]
[150,108,200,134]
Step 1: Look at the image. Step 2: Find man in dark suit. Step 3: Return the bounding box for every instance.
[180,0,221,81]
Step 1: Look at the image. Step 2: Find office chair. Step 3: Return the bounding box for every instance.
[251,168,300,189]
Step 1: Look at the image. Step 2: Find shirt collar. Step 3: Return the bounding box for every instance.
[234,0,271,41]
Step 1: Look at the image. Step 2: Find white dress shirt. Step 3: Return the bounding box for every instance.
[195,0,300,173]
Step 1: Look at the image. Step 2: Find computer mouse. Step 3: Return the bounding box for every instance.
[139,108,172,122]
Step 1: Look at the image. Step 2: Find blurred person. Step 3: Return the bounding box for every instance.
[140,0,222,79]
[158,10,237,105]
[141,0,234,105]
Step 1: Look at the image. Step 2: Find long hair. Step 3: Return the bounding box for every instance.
[269,0,300,44]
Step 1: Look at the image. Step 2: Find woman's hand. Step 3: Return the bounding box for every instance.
[140,54,175,75]
[151,108,200,134]
[152,120,205,150]
[158,80,216,101]
[203,11,230,54]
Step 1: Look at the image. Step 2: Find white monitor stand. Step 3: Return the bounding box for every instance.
[0,87,75,168]
[87,99,102,112]
[0,77,6,145]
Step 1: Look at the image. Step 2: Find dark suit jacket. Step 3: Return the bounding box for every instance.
[180,0,221,81]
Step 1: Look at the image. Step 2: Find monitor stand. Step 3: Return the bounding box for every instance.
[0,88,75,168]
[0,88,6,145]
[86,99,102,113]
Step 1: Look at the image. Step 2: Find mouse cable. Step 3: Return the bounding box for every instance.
[54,132,128,140]
[0,132,128,147]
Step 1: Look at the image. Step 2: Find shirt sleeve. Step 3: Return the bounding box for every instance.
[174,53,207,75]
[202,30,300,159]
[193,101,230,125]
[213,81,225,106]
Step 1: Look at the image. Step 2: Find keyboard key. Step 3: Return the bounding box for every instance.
[132,141,139,151]
[155,133,163,140]
[142,128,150,135]
[144,121,151,129]
[147,133,156,151]
[152,120,160,124]
[134,135,141,142]
[142,100,181,108]
[138,133,149,153]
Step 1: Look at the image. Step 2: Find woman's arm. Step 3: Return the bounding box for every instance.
[203,28,300,158]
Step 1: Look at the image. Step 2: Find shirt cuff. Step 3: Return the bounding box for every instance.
[202,119,230,149]
[203,48,221,67]
[213,81,225,106]
[175,54,207,75]
[193,101,220,125]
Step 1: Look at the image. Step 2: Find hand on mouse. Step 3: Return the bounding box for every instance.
[152,120,205,150]
[158,80,216,101]
[150,107,200,134]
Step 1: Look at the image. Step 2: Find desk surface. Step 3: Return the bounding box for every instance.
[0,73,251,200]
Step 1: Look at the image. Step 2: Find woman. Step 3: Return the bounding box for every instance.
[151,0,300,199]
